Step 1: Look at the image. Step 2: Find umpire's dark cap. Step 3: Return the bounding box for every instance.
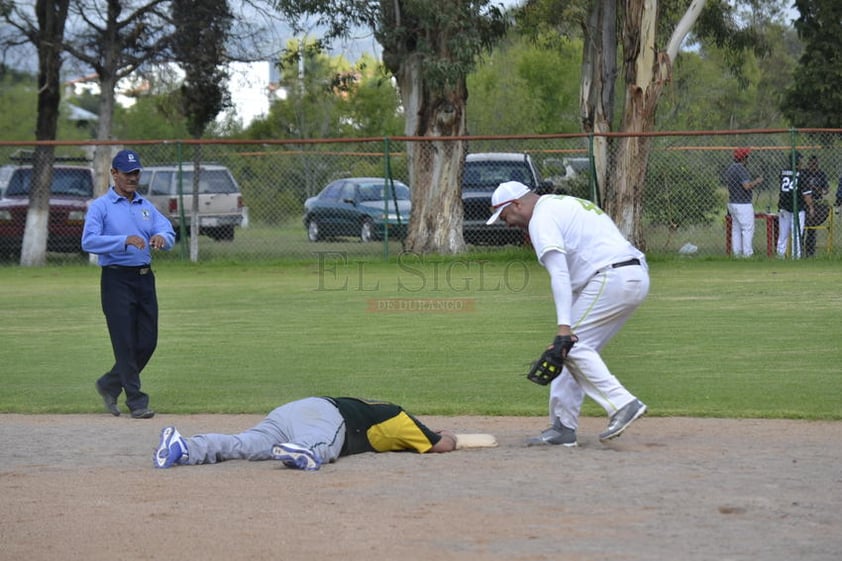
[112,149,142,173]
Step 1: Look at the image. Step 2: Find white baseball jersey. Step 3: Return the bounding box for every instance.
[527,194,649,430]
[528,195,644,292]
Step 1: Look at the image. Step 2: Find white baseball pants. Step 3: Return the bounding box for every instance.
[776,209,805,258]
[549,262,650,430]
[727,203,755,257]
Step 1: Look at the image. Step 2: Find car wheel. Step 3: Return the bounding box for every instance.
[307,219,321,242]
[359,218,374,243]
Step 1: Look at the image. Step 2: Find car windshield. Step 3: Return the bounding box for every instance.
[4,168,94,197]
[463,161,533,190]
[178,170,239,194]
[359,182,410,201]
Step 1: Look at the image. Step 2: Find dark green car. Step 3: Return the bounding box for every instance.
[303,177,411,242]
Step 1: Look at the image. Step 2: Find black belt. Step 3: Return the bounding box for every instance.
[610,258,640,269]
[105,264,151,275]
[595,258,641,276]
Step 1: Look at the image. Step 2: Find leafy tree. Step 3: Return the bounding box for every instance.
[242,40,358,220]
[171,0,232,261]
[273,0,508,254]
[659,22,799,130]
[781,0,842,127]
[236,45,404,226]
[61,0,173,195]
[245,44,401,141]
[110,93,190,140]
[0,72,38,140]
[251,39,353,140]
[1,0,70,266]
[0,70,92,141]
[172,0,231,139]
[517,0,782,247]
[643,150,724,230]
[341,53,404,138]
[467,33,582,134]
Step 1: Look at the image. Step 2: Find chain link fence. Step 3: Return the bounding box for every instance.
[1,130,840,263]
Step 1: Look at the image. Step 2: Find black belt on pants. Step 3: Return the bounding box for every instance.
[105,264,151,275]
[610,258,640,269]
[594,258,640,277]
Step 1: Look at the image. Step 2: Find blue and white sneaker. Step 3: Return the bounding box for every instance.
[154,426,188,469]
[271,443,321,471]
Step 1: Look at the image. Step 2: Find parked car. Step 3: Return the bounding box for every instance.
[0,164,94,259]
[304,178,411,242]
[0,165,14,198]
[137,163,244,241]
[461,152,554,245]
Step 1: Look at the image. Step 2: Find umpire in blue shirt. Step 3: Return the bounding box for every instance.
[82,149,175,419]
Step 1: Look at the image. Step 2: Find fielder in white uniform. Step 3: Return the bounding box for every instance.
[486,181,649,446]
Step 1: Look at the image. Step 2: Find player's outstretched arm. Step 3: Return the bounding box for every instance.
[431,430,457,453]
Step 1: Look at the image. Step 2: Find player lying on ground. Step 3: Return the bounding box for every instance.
[154,396,460,470]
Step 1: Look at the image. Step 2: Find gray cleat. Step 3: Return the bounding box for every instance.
[527,423,577,447]
[599,399,647,442]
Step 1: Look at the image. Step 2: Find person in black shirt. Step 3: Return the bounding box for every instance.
[800,155,829,257]
[776,153,815,258]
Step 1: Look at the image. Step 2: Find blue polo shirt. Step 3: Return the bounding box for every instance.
[82,187,175,267]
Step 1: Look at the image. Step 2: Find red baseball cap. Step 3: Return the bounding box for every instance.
[733,148,751,161]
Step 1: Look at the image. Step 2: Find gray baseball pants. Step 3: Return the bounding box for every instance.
[183,397,346,465]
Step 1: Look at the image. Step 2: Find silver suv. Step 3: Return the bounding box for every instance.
[137,163,244,241]
[461,152,553,245]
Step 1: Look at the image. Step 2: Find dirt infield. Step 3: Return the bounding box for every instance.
[1,414,839,561]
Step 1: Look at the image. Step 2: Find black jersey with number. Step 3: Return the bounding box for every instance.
[778,169,812,212]
[329,397,441,456]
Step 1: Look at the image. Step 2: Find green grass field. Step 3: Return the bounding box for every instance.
[1,254,839,419]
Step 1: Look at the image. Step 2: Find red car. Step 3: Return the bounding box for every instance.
[0,165,94,259]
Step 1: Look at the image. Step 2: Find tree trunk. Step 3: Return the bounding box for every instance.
[22,0,70,267]
[88,15,120,264]
[21,147,54,267]
[607,0,661,246]
[579,0,617,206]
[93,34,121,196]
[607,0,706,247]
[393,56,468,255]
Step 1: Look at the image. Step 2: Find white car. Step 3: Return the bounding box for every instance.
[137,163,244,241]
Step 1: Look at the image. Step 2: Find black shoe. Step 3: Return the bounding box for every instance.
[130,408,155,419]
[95,383,120,417]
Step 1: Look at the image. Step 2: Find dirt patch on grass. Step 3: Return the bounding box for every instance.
[1,414,839,561]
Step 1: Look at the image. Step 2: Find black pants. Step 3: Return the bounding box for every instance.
[97,267,158,411]
[804,228,818,257]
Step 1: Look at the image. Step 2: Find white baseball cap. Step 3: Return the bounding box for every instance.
[486,181,532,225]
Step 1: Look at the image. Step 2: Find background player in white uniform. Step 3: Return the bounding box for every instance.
[776,153,815,258]
[486,181,649,446]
